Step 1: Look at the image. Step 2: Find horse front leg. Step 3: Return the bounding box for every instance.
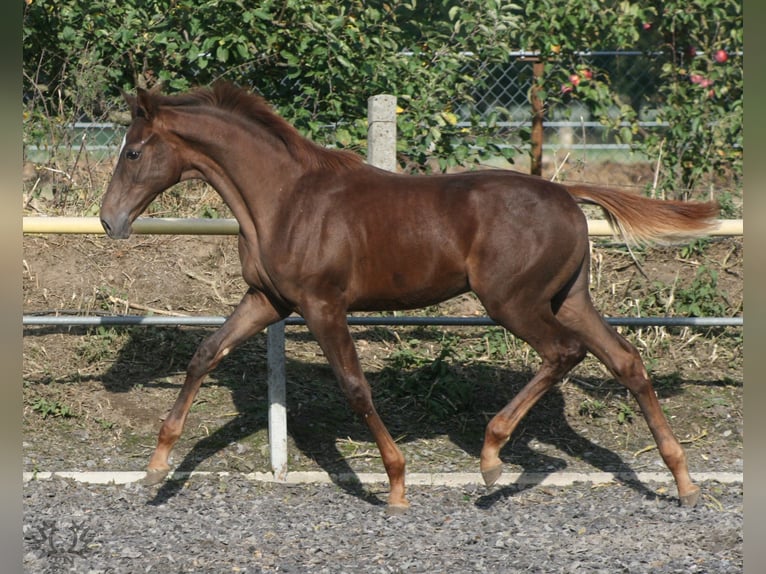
[302,303,408,512]
[143,288,285,485]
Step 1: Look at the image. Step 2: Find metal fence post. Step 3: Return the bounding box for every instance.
[267,320,287,481]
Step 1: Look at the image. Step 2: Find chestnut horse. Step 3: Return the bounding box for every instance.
[101,82,717,512]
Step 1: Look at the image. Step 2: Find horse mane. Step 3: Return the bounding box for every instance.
[152,82,364,172]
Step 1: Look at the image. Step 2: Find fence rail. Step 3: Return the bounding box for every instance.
[23,211,742,329]
[22,216,744,237]
[22,314,743,329]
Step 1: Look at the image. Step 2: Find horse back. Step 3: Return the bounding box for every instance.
[258,168,588,311]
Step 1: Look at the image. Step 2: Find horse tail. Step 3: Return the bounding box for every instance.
[565,183,720,245]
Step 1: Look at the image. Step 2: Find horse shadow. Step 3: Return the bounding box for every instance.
[56,322,700,508]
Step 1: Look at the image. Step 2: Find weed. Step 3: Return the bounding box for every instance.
[201,205,221,219]
[31,397,75,419]
[615,401,635,425]
[633,264,729,319]
[482,328,511,361]
[75,326,123,364]
[702,390,731,410]
[579,399,607,419]
[678,238,710,260]
[95,418,115,430]
[378,336,475,421]
[94,286,127,313]
[674,266,728,317]
[716,190,739,219]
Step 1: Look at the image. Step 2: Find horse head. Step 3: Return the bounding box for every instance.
[100,88,186,239]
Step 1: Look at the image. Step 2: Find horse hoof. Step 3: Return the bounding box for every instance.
[386,503,409,516]
[481,463,503,487]
[679,486,701,507]
[141,468,169,486]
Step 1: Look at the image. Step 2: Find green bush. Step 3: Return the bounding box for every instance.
[23,0,520,171]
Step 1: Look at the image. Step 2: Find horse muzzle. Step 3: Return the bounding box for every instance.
[100,214,133,239]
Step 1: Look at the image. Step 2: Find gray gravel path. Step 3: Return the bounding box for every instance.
[23,475,741,573]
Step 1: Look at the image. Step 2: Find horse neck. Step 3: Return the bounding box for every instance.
[167,107,303,236]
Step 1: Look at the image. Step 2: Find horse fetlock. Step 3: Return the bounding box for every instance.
[484,419,511,451]
[147,443,173,471]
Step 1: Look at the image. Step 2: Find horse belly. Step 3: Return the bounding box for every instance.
[346,246,470,311]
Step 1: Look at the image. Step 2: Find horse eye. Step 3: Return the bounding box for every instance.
[125,150,141,161]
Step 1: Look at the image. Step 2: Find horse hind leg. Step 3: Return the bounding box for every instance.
[478,305,588,487]
[556,285,700,507]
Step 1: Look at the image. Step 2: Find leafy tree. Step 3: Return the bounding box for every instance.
[520,0,742,197]
[641,0,743,197]
[23,0,521,171]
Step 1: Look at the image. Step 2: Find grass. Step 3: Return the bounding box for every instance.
[579,398,608,419]
[75,326,125,365]
[30,397,75,419]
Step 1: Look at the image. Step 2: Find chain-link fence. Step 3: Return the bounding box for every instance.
[23,50,735,168]
[461,51,677,165]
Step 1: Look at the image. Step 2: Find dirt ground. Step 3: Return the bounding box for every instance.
[21,160,743,486]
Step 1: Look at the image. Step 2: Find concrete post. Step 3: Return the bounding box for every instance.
[367,94,397,172]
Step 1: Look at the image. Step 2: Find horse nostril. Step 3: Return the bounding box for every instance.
[100,218,112,236]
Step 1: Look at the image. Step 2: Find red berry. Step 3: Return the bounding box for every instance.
[714,50,728,63]
[569,74,580,87]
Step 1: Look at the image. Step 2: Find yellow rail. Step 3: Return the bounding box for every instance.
[22,216,743,236]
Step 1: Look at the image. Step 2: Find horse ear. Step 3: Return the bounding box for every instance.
[130,87,155,121]
[121,90,138,117]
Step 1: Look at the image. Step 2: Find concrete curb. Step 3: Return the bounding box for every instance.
[23,470,743,487]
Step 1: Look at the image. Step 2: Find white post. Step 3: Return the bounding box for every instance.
[367,94,397,172]
[267,320,288,481]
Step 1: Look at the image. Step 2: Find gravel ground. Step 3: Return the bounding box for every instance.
[23,474,742,573]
